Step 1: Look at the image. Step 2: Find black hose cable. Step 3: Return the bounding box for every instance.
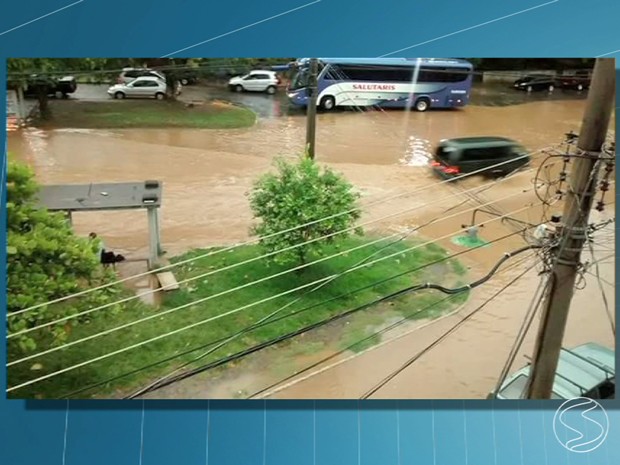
[61,228,530,399]
[128,243,539,398]
[248,252,536,400]
[361,260,538,399]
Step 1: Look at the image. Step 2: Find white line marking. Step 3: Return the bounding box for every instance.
[162,0,321,57]
[0,1,84,37]
[380,1,559,57]
[597,49,620,57]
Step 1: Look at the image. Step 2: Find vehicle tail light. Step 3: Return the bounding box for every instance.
[430,161,441,167]
[444,166,460,174]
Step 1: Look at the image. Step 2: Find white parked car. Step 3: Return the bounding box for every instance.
[228,70,280,94]
[118,68,166,84]
[108,76,175,100]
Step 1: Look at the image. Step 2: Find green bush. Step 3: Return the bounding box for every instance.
[249,156,362,267]
[6,162,112,352]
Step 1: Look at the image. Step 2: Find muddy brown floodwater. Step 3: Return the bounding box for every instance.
[7,98,615,399]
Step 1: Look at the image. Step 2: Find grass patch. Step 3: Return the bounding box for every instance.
[7,236,468,399]
[37,100,257,129]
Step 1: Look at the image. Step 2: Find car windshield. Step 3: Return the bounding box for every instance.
[290,68,309,90]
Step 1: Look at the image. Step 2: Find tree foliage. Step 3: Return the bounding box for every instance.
[6,162,114,352]
[249,156,362,267]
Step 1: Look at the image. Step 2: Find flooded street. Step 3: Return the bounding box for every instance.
[7,89,615,399]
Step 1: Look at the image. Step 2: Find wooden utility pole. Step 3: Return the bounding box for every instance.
[305,58,319,159]
[526,58,615,399]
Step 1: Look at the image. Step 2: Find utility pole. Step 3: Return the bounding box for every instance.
[525,58,615,399]
[305,58,319,160]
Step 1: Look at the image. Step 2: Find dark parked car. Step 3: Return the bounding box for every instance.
[430,137,531,179]
[557,70,592,91]
[512,74,556,92]
[23,75,77,98]
[177,70,199,85]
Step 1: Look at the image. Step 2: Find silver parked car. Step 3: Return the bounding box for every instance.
[117,67,166,84]
[228,70,280,94]
[107,76,179,100]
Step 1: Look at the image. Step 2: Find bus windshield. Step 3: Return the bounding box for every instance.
[290,68,309,90]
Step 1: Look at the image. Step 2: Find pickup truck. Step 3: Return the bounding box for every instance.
[557,70,592,91]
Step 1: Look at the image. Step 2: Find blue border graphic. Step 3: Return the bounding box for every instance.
[1,0,618,464]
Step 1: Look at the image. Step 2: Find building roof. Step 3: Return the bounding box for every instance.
[498,343,615,399]
[37,181,163,212]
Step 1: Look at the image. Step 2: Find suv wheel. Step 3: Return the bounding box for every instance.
[180,78,189,85]
[266,85,276,95]
[526,85,533,92]
[235,85,244,93]
[155,92,165,100]
[577,84,584,91]
[548,84,554,92]
[114,92,125,100]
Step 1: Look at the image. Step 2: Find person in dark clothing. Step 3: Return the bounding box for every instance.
[89,232,126,268]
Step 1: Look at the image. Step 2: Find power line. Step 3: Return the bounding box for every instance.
[249,252,538,400]
[9,145,552,318]
[8,194,535,368]
[8,163,540,335]
[7,60,595,82]
[148,245,539,399]
[360,260,539,399]
[125,189,506,398]
[490,274,550,398]
[6,202,540,393]
[60,228,529,399]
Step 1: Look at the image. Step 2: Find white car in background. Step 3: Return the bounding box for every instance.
[118,67,166,84]
[228,70,280,94]
[107,76,172,100]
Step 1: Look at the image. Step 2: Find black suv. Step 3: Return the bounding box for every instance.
[23,75,77,98]
[513,74,556,92]
[430,137,531,179]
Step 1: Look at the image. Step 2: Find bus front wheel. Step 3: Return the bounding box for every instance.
[320,96,335,111]
[414,98,430,112]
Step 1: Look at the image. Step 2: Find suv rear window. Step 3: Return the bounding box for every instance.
[461,145,513,161]
[435,146,456,162]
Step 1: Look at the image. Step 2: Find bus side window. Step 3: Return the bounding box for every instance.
[324,67,338,80]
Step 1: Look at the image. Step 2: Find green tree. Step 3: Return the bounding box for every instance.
[7,58,60,119]
[6,162,108,351]
[249,156,362,267]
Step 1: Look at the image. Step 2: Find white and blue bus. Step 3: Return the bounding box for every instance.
[287,58,474,112]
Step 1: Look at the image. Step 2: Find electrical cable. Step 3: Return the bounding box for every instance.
[60,228,529,399]
[6,203,541,393]
[490,273,550,398]
[9,145,551,318]
[7,61,596,83]
[8,163,539,334]
[360,260,539,399]
[126,181,529,398]
[520,142,612,399]
[7,190,536,362]
[132,243,539,398]
[249,251,538,400]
